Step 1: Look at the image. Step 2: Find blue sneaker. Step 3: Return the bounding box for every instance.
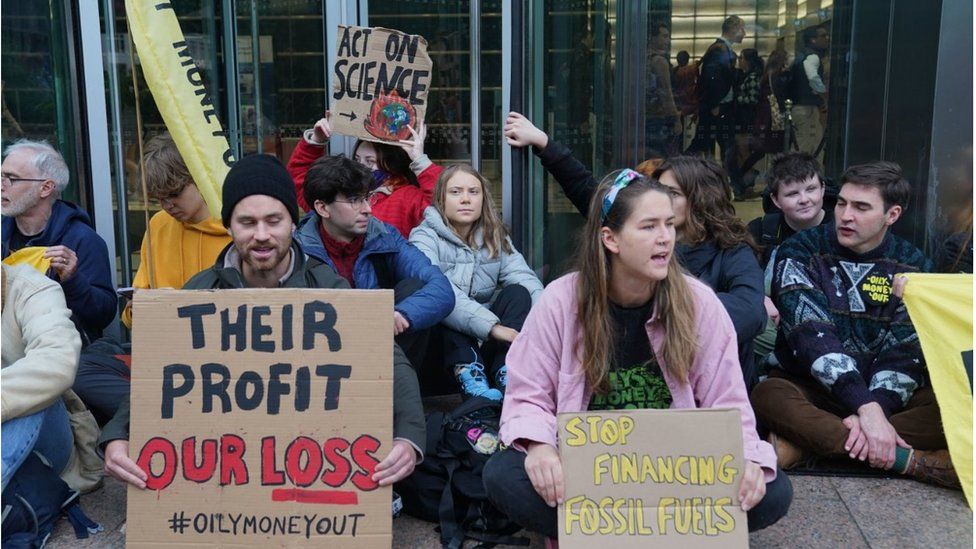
[454,361,502,401]
[495,365,507,392]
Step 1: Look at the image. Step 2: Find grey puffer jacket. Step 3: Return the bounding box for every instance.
[409,206,543,340]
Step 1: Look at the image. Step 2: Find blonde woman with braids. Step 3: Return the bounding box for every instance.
[410,164,542,400]
[482,170,791,542]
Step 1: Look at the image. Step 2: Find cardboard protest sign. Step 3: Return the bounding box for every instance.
[558,409,748,548]
[331,25,433,143]
[127,289,393,548]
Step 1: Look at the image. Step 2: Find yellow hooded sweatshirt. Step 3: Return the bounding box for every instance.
[122,211,230,327]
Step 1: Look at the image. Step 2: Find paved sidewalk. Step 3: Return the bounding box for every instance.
[48,472,970,548]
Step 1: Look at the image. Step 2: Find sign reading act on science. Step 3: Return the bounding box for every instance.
[127,289,393,548]
[558,409,747,548]
[331,25,433,144]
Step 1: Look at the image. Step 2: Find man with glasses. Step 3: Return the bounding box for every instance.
[1,140,114,345]
[294,154,454,374]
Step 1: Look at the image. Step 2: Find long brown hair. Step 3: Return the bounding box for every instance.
[576,171,699,392]
[433,164,512,258]
[654,156,757,251]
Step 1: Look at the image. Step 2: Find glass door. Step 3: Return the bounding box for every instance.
[232,0,327,162]
[527,0,626,280]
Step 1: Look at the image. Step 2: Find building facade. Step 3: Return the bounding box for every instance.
[2,0,971,323]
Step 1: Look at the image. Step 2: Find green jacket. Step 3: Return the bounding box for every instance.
[99,241,426,456]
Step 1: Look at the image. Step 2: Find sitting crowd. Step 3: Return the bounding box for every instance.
[1,108,968,544]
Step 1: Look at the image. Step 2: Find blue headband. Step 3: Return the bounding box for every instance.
[601,169,641,221]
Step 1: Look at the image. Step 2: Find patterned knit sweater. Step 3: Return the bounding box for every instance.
[771,224,933,416]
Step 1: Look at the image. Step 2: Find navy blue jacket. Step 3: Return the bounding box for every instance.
[2,200,115,343]
[678,240,767,385]
[295,213,454,331]
[697,39,738,111]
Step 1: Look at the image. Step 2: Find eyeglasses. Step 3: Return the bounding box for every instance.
[0,174,48,186]
[149,185,189,206]
[332,194,371,210]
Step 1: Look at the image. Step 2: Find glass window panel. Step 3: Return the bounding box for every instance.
[235,1,325,158]
[2,2,83,204]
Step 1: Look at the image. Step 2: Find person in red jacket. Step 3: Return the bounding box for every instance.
[287,112,443,238]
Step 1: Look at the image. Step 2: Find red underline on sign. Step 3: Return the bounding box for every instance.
[270,489,359,505]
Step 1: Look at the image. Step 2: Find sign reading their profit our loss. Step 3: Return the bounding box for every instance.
[127,289,393,548]
[558,409,748,548]
[331,25,433,143]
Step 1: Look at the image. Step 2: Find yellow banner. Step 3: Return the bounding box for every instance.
[125,0,234,219]
[902,273,973,507]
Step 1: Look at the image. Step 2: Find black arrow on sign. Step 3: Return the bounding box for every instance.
[339,111,357,122]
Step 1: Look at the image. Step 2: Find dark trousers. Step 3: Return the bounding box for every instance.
[751,370,948,457]
[394,278,433,371]
[72,337,131,426]
[484,447,793,539]
[686,104,741,193]
[436,285,532,383]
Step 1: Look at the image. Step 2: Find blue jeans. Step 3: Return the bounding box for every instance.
[2,400,73,491]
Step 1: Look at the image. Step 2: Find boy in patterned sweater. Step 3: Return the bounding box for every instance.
[751,161,958,488]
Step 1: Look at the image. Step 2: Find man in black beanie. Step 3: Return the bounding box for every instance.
[98,154,427,491]
[195,153,310,288]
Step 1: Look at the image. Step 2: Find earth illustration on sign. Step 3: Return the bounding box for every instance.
[364,90,416,141]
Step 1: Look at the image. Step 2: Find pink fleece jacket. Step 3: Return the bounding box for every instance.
[499,272,778,480]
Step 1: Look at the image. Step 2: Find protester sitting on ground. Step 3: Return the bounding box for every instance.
[747,152,834,366]
[482,171,791,541]
[99,154,427,489]
[2,264,102,493]
[408,164,543,401]
[120,133,231,326]
[750,161,959,488]
[294,154,454,372]
[1,140,115,345]
[504,113,766,386]
[287,112,443,237]
[71,133,232,424]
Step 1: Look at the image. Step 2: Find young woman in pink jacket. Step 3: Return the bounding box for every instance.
[482,170,792,541]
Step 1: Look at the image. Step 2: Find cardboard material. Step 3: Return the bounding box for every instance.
[127,289,393,548]
[331,26,433,144]
[557,409,748,548]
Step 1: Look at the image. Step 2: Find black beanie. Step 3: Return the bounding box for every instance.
[221,154,300,227]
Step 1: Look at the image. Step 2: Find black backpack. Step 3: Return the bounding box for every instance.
[1,452,103,548]
[397,397,528,549]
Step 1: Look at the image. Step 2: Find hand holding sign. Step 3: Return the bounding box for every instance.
[737,461,765,511]
[396,122,427,162]
[525,441,564,507]
[311,112,334,144]
[104,439,148,489]
[372,440,417,486]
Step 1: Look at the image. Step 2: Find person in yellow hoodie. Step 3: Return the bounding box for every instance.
[121,132,231,326]
[73,133,230,424]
